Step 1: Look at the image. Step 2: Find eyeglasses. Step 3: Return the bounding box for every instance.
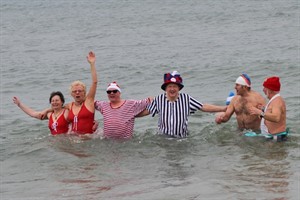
[106,90,118,94]
[72,90,84,93]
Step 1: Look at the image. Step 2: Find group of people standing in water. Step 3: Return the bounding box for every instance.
[13,51,288,141]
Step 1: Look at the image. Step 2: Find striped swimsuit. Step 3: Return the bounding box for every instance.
[147,93,203,138]
[95,99,149,139]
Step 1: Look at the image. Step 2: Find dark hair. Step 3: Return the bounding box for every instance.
[49,91,65,104]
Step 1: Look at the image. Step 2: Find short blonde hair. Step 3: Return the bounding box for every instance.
[69,80,86,94]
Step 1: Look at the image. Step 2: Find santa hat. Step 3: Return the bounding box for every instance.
[106,82,121,92]
[263,76,280,91]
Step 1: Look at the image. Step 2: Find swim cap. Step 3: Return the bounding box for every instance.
[235,73,251,87]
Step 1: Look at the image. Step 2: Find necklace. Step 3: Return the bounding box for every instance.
[54,110,62,120]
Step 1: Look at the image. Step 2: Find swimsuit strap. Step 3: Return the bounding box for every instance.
[261,93,281,134]
[264,93,280,111]
[71,102,79,131]
[73,115,78,131]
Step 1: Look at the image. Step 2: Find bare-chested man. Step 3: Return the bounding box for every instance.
[249,76,287,141]
[215,73,266,131]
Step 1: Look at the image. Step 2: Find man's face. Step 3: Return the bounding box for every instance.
[234,84,248,95]
[107,90,121,102]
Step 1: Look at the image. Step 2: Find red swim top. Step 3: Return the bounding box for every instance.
[48,109,69,135]
[68,102,94,134]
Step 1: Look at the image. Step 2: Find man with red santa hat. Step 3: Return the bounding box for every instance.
[249,76,288,141]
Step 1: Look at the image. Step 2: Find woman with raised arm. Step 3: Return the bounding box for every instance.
[65,51,98,134]
[13,91,70,135]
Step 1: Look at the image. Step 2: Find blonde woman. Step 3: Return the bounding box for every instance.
[41,51,98,135]
[65,51,98,134]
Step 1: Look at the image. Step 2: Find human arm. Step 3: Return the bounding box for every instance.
[201,104,227,112]
[13,96,48,120]
[262,105,283,123]
[92,120,99,132]
[215,101,235,124]
[85,51,98,107]
[135,97,153,118]
[136,109,150,117]
[40,107,53,119]
[40,103,70,120]
[249,99,282,123]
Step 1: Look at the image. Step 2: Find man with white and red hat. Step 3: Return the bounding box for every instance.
[94,81,152,139]
[215,73,266,131]
[139,71,226,138]
[249,76,287,141]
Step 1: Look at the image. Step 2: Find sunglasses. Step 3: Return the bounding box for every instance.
[106,90,118,94]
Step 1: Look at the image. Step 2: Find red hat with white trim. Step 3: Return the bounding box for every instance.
[107,82,121,93]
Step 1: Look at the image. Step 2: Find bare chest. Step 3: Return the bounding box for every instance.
[234,97,254,115]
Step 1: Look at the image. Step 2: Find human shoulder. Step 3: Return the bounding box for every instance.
[46,112,53,119]
[178,93,194,99]
[157,93,165,97]
[252,90,266,104]
[126,99,139,105]
[95,99,106,103]
[271,95,285,105]
[251,90,263,97]
[64,102,72,110]
[94,100,109,109]
[153,93,165,100]
[246,90,263,101]
[63,108,69,113]
[231,95,240,103]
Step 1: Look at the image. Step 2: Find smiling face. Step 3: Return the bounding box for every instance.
[107,90,121,103]
[165,83,180,100]
[50,95,64,110]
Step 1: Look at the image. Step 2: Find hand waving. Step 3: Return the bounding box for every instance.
[87,51,96,64]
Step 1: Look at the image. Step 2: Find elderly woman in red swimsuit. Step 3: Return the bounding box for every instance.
[38,52,98,135]
[13,91,70,135]
[64,51,98,134]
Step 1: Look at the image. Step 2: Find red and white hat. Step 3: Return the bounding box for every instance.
[106,82,121,93]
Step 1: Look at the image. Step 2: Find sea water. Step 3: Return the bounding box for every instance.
[1,0,299,199]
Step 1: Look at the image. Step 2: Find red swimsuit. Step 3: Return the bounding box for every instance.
[68,102,94,134]
[48,110,69,135]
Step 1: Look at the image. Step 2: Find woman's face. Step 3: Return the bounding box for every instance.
[51,95,63,109]
[165,83,180,98]
[71,85,86,102]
